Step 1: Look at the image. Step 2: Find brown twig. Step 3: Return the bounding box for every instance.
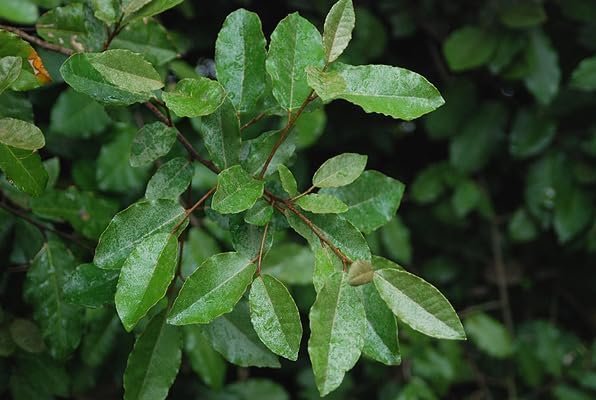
[0,24,74,56]
[256,223,269,274]
[240,112,266,131]
[291,185,316,201]
[102,14,125,51]
[172,187,216,234]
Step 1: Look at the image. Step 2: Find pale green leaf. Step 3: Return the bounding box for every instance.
[163,77,226,118]
[123,311,182,400]
[94,199,186,269]
[308,272,365,396]
[312,153,367,188]
[249,275,302,360]
[322,170,405,233]
[23,240,83,359]
[215,9,267,113]
[266,13,325,111]
[130,122,178,167]
[323,0,355,63]
[443,26,497,71]
[277,164,298,196]
[373,268,466,340]
[212,165,264,214]
[0,144,47,197]
[0,117,44,150]
[295,193,348,214]
[313,244,342,293]
[145,157,193,200]
[0,56,21,94]
[116,233,178,331]
[168,252,256,325]
[306,63,444,120]
[183,326,227,389]
[570,55,596,91]
[63,263,119,308]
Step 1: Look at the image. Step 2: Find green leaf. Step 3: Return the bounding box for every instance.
[110,18,177,67]
[508,208,538,243]
[0,56,21,94]
[9,319,44,354]
[499,3,547,29]
[14,353,70,397]
[509,108,556,158]
[183,326,227,389]
[464,312,513,358]
[323,0,355,63]
[130,122,178,167]
[91,0,119,24]
[0,145,47,197]
[145,157,193,200]
[0,91,33,121]
[60,49,163,106]
[321,170,405,233]
[215,9,267,114]
[308,272,365,396]
[554,184,593,243]
[312,153,367,188]
[94,199,186,269]
[30,187,118,240]
[313,244,343,293]
[122,0,152,15]
[81,308,122,367]
[266,12,325,111]
[202,301,280,368]
[212,165,265,214]
[123,311,181,400]
[451,179,482,218]
[0,0,38,24]
[443,26,497,71]
[241,129,296,177]
[570,55,596,91]
[163,77,226,118]
[181,227,221,278]
[23,240,83,359]
[124,0,184,21]
[277,164,298,196]
[168,252,256,325]
[36,3,106,52]
[244,199,273,226]
[191,98,240,170]
[116,233,178,331]
[524,30,560,105]
[63,263,119,308]
[360,282,401,365]
[295,193,348,214]
[249,275,302,360]
[307,63,444,120]
[0,117,44,150]
[230,215,274,258]
[0,30,48,91]
[50,88,110,138]
[373,268,466,340]
[261,243,314,286]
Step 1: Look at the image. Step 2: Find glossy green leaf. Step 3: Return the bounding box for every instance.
[249,275,302,360]
[0,0,38,24]
[202,301,280,368]
[0,30,47,91]
[323,0,355,63]
[94,199,186,269]
[110,18,177,67]
[312,153,367,188]
[322,170,405,233]
[373,268,466,340]
[277,164,298,196]
[123,311,181,400]
[509,108,556,158]
[308,272,365,396]
[443,26,497,71]
[36,3,106,52]
[570,55,596,91]
[295,193,348,214]
[23,240,83,359]
[465,312,513,358]
[524,30,560,105]
[30,187,118,240]
[0,56,21,94]
[0,117,44,150]
[212,165,264,214]
[60,49,163,105]
[163,77,226,118]
[215,9,267,113]
[168,252,256,325]
[0,145,47,197]
[50,88,110,138]
[266,13,325,111]
[145,157,193,200]
[63,263,119,308]
[183,326,227,389]
[360,282,401,365]
[244,199,273,226]
[130,122,178,167]
[191,98,240,170]
[116,232,178,331]
[307,63,444,120]
[499,3,547,28]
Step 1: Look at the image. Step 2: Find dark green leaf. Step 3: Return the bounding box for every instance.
[63,263,119,308]
[0,56,21,94]
[0,0,38,24]
[181,227,221,278]
[244,199,273,226]
[183,326,227,389]
[380,216,412,265]
[212,165,264,214]
[0,145,47,197]
[524,30,560,105]
[570,55,596,91]
[241,129,296,176]
[464,312,513,358]
[508,208,538,243]
[261,243,314,286]
[554,184,593,243]
[111,18,177,66]
[81,308,122,367]
[509,108,557,158]
[163,77,226,118]
[145,157,193,200]
[9,319,44,354]
[124,0,184,22]
[443,26,497,71]
[499,3,547,28]
[50,88,110,138]
[130,122,178,167]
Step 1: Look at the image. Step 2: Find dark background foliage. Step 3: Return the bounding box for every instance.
[1,0,595,399]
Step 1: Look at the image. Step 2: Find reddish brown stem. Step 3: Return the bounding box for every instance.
[0,24,73,56]
[256,223,270,274]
